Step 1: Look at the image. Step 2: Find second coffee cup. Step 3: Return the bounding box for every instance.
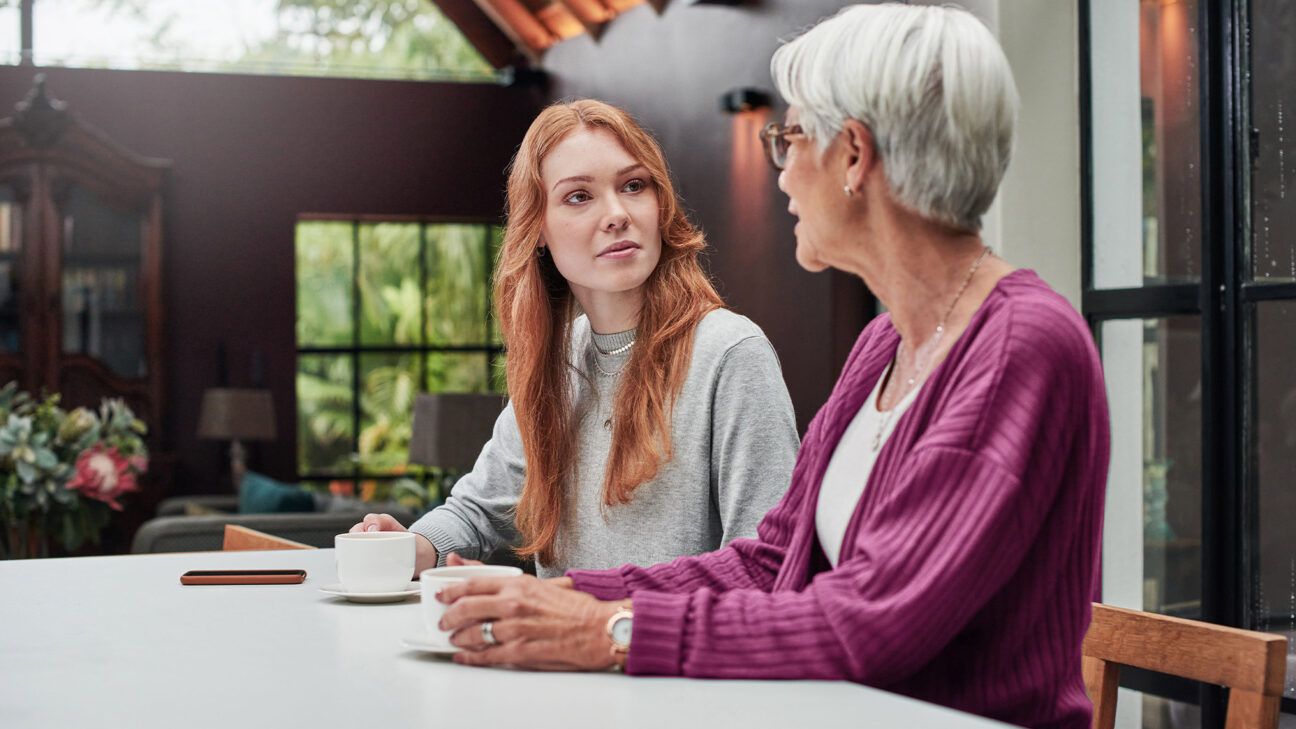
[419,565,524,648]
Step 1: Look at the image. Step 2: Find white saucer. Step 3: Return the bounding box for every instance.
[401,634,461,655]
[318,582,420,603]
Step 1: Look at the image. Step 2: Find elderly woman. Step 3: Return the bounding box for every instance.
[436,5,1109,728]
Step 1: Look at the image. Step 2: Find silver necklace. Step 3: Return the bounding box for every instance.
[593,340,635,377]
[872,247,992,452]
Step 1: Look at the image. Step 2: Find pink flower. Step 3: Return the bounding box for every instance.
[66,445,139,511]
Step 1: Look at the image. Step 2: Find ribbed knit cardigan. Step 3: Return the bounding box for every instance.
[568,270,1110,729]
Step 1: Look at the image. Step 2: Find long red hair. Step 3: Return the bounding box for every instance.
[495,100,723,564]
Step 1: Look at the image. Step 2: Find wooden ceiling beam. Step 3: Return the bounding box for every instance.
[533,1,586,40]
[429,0,521,69]
[471,0,557,63]
[557,0,614,37]
[603,0,645,12]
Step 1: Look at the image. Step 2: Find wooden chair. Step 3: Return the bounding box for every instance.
[222,524,316,552]
[1082,603,1288,729]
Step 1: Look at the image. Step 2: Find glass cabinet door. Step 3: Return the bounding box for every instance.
[0,182,22,354]
[57,184,146,378]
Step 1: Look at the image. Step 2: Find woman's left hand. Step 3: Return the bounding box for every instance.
[437,575,622,671]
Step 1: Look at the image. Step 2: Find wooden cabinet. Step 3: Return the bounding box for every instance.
[0,76,168,436]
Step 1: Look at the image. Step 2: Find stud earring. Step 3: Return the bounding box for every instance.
[843,185,854,198]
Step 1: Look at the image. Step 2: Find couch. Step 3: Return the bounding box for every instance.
[130,494,421,553]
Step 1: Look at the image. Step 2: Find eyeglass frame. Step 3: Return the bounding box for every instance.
[759,122,805,171]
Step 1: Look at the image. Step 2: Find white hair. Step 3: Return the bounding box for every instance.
[771,3,1018,232]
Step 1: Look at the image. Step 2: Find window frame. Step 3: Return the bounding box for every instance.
[1080,0,1294,722]
[4,0,498,83]
[293,214,504,487]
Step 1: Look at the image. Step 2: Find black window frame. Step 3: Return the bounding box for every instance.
[294,214,505,487]
[1080,0,1293,723]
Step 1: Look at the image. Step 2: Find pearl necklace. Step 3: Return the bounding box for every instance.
[595,339,636,357]
[872,247,992,452]
[593,339,635,377]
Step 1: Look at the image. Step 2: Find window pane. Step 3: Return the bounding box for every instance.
[1250,0,1296,281]
[426,352,489,394]
[1091,0,1201,288]
[490,353,507,394]
[1141,694,1201,729]
[426,224,489,346]
[297,354,354,475]
[1100,317,1202,617]
[358,222,420,347]
[358,353,419,474]
[1253,301,1296,698]
[32,0,495,82]
[490,225,504,347]
[296,221,354,347]
[0,5,17,65]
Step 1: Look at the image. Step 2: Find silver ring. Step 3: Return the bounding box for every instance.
[480,621,498,646]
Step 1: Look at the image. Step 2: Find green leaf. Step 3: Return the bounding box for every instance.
[34,448,58,470]
[15,460,36,483]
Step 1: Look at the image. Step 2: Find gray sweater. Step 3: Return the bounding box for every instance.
[409,309,799,578]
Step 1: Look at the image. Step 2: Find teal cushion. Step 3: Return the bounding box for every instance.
[238,472,315,514]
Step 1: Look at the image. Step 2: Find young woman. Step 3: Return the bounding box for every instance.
[352,100,799,579]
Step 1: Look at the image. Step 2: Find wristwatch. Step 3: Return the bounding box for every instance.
[605,602,633,666]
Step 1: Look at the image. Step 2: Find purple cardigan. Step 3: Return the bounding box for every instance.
[568,270,1110,729]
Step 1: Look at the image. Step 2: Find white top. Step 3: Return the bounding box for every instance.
[0,549,1012,729]
[816,363,922,566]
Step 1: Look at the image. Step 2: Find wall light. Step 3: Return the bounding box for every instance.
[720,87,771,114]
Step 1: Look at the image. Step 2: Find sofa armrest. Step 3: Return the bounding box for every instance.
[132,507,422,554]
[156,495,239,517]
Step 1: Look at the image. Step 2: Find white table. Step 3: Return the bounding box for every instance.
[1,549,1014,728]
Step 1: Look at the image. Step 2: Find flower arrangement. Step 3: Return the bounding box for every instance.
[0,383,149,559]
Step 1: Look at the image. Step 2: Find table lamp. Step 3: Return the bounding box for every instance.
[408,393,506,472]
[198,388,277,486]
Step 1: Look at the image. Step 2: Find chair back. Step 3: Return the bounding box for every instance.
[222,524,315,551]
[1082,602,1287,729]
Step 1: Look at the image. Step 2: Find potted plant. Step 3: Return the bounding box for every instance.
[0,383,149,559]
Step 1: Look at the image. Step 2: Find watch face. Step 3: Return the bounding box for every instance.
[611,615,633,647]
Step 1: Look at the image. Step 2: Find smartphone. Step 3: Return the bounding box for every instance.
[180,569,307,586]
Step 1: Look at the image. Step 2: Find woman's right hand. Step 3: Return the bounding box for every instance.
[349,513,406,534]
[349,513,439,574]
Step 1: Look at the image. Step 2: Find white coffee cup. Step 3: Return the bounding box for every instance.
[420,565,524,647]
[334,532,416,593]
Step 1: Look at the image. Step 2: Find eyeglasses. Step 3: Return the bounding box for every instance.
[759,122,804,171]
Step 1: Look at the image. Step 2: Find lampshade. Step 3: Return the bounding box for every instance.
[198,388,277,441]
[408,393,506,471]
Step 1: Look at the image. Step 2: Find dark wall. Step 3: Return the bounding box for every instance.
[0,66,540,494]
[542,1,871,432]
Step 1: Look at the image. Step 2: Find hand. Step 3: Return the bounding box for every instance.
[445,553,484,567]
[348,514,437,574]
[348,513,406,534]
[437,575,621,671]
